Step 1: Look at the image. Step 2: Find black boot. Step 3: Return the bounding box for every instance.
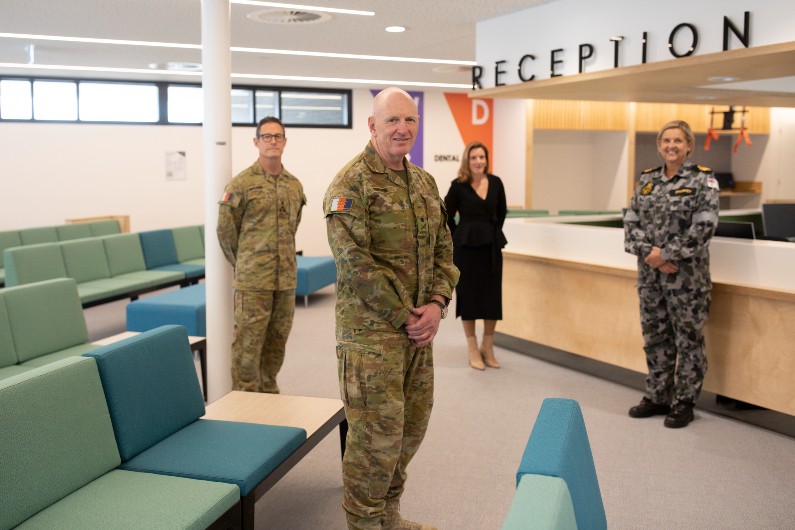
[629,397,670,418]
[664,401,695,428]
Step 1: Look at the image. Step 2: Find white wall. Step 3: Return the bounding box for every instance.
[531,130,628,213]
[0,88,498,256]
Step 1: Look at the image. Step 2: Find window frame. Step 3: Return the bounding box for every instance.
[0,75,352,129]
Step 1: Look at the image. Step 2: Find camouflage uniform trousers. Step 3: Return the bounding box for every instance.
[232,288,296,394]
[336,330,434,530]
[638,266,711,406]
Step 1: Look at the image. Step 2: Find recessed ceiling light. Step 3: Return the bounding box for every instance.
[707,76,740,83]
[385,26,406,33]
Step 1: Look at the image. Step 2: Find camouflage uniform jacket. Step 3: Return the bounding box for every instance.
[217,160,306,291]
[324,142,459,334]
[624,162,719,268]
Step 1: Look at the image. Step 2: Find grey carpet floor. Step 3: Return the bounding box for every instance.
[85,286,795,530]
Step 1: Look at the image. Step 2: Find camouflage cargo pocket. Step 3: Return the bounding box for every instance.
[336,341,386,410]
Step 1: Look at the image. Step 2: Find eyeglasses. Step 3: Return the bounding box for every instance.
[257,133,286,142]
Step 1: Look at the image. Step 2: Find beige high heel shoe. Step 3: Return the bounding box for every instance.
[480,334,500,368]
[467,335,485,370]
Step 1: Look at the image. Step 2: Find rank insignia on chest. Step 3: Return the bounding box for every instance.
[672,187,694,195]
[220,192,234,202]
[641,182,654,196]
[330,197,353,211]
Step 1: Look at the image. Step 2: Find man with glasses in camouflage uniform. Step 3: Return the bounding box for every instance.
[217,116,306,394]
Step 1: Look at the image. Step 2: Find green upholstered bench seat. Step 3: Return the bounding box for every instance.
[0,356,239,529]
[140,229,205,280]
[0,278,100,382]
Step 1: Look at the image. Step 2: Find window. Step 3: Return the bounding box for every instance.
[0,76,352,129]
[168,85,203,123]
[0,79,33,119]
[281,90,349,126]
[79,82,159,122]
[34,80,78,121]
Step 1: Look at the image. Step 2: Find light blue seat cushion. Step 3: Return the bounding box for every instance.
[517,398,607,530]
[501,474,577,530]
[296,256,337,296]
[121,419,306,495]
[83,325,206,461]
[127,284,206,336]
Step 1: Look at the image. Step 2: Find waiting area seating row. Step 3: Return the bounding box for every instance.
[1,324,317,529]
[501,398,606,530]
[0,219,121,286]
[0,278,99,382]
[2,225,205,306]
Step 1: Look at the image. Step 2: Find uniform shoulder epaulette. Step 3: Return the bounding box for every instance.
[641,166,661,174]
[696,165,712,172]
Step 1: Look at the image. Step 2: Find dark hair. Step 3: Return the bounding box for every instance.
[256,116,285,136]
[456,141,490,183]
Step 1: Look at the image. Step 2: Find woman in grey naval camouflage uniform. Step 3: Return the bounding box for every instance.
[624,120,720,428]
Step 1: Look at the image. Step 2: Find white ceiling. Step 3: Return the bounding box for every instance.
[0,0,554,91]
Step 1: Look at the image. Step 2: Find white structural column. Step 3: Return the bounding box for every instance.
[201,0,234,402]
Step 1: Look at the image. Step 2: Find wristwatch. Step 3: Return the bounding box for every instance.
[429,299,448,319]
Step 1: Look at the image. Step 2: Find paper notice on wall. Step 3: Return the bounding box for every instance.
[166,151,187,181]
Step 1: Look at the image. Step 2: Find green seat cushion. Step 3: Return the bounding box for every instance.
[15,469,239,530]
[56,223,93,241]
[61,239,112,283]
[501,474,577,530]
[172,226,205,262]
[153,263,205,279]
[2,278,89,363]
[20,343,100,368]
[121,419,307,496]
[102,233,148,276]
[113,270,185,288]
[0,230,22,268]
[86,219,121,236]
[77,284,120,304]
[0,364,32,380]
[18,226,59,245]
[3,243,67,286]
[0,357,120,530]
[0,292,17,367]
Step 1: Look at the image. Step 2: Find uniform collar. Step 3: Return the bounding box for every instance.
[362,141,409,176]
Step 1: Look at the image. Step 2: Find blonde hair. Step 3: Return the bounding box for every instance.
[456,141,490,183]
[657,120,695,157]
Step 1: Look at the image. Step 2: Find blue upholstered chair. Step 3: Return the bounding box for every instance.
[502,398,607,530]
[83,325,307,529]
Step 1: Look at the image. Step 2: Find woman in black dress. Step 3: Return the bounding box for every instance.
[444,141,507,370]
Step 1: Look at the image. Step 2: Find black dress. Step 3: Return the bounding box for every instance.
[443,175,507,320]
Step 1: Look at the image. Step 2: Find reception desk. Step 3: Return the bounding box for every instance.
[500,216,795,416]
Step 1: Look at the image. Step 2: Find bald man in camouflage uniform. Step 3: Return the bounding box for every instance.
[217,116,306,394]
[624,120,719,428]
[324,88,458,530]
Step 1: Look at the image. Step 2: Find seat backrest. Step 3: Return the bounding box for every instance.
[87,219,121,236]
[61,238,112,282]
[171,226,205,262]
[0,230,22,269]
[83,325,206,461]
[56,223,93,241]
[517,398,606,530]
[0,356,121,530]
[18,226,59,245]
[101,233,147,276]
[2,278,89,363]
[3,243,68,286]
[138,229,179,268]
[0,291,18,368]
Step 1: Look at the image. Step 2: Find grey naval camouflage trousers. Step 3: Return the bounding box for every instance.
[336,330,433,530]
[231,288,295,394]
[638,266,711,406]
